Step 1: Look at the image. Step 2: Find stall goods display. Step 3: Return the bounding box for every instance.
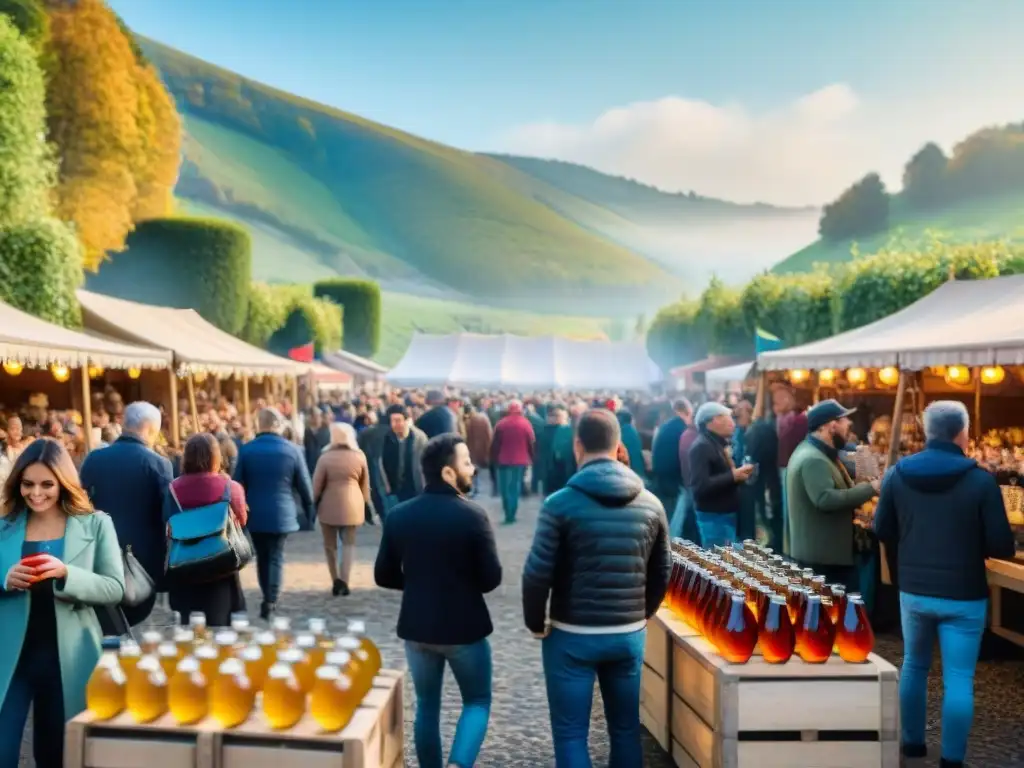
[664,541,875,664]
[86,613,383,733]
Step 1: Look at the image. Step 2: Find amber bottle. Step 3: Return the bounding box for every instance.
[717,591,758,664]
[797,594,835,663]
[757,595,795,664]
[835,593,874,663]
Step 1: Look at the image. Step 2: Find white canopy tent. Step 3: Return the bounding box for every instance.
[758,275,1024,371]
[387,333,663,390]
[704,361,755,391]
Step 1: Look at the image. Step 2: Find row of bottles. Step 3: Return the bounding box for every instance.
[665,540,874,665]
[87,614,383,732]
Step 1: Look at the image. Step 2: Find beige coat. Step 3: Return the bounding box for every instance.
[312,446,371,527]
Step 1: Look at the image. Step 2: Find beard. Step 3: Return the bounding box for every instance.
[831,431,847,450]
[456,474,474,495]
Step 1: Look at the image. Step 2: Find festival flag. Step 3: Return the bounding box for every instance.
[287,342,315,363]
[755,327,783,357]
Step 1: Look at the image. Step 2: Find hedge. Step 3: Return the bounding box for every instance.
[312,278,381,357]
[118,217,252,334]
[241,283,342,354]
[0,14,52,229]
[0,217,83,326]
[647,238,1024,369]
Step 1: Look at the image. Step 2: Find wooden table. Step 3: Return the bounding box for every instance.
[987,556,1024,647]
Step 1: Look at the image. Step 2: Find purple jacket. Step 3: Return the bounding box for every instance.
[491,414,536,467]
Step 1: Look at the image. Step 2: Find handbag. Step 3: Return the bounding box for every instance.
[166,480,253,584]
[120,545,155,608]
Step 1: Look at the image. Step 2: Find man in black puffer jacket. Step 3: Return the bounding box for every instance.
[522,408,671,768]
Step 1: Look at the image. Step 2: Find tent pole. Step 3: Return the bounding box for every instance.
[242,375,251,435]
[80,368,92,454]
[973,368,982,440]
[168,367,180,450]
[187,373,200,435]
[753,371,768,420]
[291,375,299,416]
[887,370,908,469]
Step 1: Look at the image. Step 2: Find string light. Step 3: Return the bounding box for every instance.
[88,365,104,379]
[128,367,141,380]
[980,366,1005,385]
[51,364,70,383]
[877,367,900,386]
[846,368,868,386]
[817,369,837,386]
[944,365,972,386]
[787,369,810,385]
[2,360,23,376]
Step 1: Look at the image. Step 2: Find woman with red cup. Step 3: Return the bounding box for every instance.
[0,437,125,767]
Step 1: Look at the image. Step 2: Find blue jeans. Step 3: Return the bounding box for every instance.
[542,628,645,768]
[694,511,737,549]
[497,465,526,522]
[0,642,64,767]
[899,592,987,763]
[250,532,287,605]
[405,639,492,768]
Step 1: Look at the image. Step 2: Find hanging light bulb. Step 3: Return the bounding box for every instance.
[846,368,868,386]
[128,367,141,380]
[2,360,23,376]
[51,364,70,383]
[817,369,837,386]
[980,366,1005,385]
[787,369,810,385]
[944,365,972,386]
[193,371,207,384]
[87,365,104,379]
[877,367,900,386]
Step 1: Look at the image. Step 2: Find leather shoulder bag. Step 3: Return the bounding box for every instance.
[166,480,253,584]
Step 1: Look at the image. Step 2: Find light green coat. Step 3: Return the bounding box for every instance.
[0,512,125,720]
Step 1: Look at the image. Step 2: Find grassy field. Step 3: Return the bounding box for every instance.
[774,191,1024,273]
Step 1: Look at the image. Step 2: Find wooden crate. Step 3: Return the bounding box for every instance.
[987,557,1024,648]
[670,634,899,768]
[642,608,700,751]
[65,670,404,768]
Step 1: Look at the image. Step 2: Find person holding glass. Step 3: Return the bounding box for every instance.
[0,438,125,767]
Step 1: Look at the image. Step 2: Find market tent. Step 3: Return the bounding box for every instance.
[307,362,352,389]
[0,297,170,371]
[320,349,389,381]
[386,333,662,390]
[705,361,755,391]
[76,290,303,377]
[758,275,1024,371]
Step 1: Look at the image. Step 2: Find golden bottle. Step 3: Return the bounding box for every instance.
[118,641,142,682]
[262,662,305,730]
[210,658,255,728]
[157,642,181,680]
[272,616,292,649]
[310,663,357,732]
[126,655,169,724]
[86,653,127,720]
[255,630,279,664]
[231,613,253,644]
[295,633,320,681]
[195,644,220,682]
[334,637,373,698]
[307,617,328,640]
[240,645,268,692]
[189,612,208,642]
[346,620,383,678]
[173,628,196,658]
[168,656,208,725]
[140,630,163,655]
[279,647,315,694]
[214,630,240,662]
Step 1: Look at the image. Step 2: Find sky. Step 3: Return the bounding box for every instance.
[108,0,1024,206]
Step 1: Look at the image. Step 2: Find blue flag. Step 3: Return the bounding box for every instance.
[755,327,783,356]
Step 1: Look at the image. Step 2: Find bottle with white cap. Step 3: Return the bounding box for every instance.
[210,657,254,728]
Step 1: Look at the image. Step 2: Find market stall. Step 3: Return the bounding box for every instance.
[77,290,305,446]
[0,297,171,453]
[757,274,1024,646]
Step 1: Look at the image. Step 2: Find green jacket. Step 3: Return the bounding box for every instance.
[0,511,125,720]
[786,439,876,566]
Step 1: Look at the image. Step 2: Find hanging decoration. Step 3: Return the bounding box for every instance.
[2,360,23,376]
[846,368,868,386]
[128,367,141,380]
[980,366,1005,385]
[787,369,810,385]
[88,365,104,379]
[877,367,900,387]
[944,365,972,386]
[51,364,70,383]
[817,369,837,386]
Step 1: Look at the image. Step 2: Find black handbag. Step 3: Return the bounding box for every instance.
[166,480,253,584]
[120,545,155,608]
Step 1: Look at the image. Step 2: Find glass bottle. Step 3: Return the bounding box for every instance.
[168,656,208,725]
[694,575,720,637]
[195,644,220,682]
[797,594,836,664]
[157,642,181,680]
[262,662,305,729]
[231,613,253,644]
[786,585,808,627]
[273,616,293,649]
[705,580,733,649]
[189,612,208,643]
[240,645,268,691]
[836,594,875,663]
[717,591,758,664]
[86,653,128,720]
[810,575,827,595]
[800,567,815,587]
[293,634,318,692]
[210,658,255,728]
[140,630,163,655]
[256,630,278,664]
[310,663,358,732]
[214,630,240,662]
[173,628,195,658]
[757,595,795,664]
[828,585,847,627]
[118,641,142,681]
[331,640,373,699]
[126,655,168,723]
[279,648,314,694]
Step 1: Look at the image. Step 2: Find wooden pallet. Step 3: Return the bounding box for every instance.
[642,608,698,751]
[670,633,899,768]
[64,669,404,768]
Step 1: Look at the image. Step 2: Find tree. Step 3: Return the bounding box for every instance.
[902,142,948,209]
[818,173,890,241]
[0,15,52,228]
[131,63,182,221]
[0,217,83,326]
[0,0,47,47]
[312,279,382,357]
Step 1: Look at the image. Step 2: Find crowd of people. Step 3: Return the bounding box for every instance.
[0,379,1015,767]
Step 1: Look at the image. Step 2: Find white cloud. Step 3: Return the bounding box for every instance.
[494,83,1021,207]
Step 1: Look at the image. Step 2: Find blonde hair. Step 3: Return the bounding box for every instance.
[328,422,357,449]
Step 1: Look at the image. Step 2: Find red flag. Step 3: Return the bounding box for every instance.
[287,342,314,363]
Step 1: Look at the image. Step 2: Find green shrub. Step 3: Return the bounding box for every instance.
[740,271,837,346]
[117,217,252,334]
[0,15,52,228]
[0,0,47,48]
[0,217,83,326]
[241,283,342,353]
[645,299,704,370]
[312,278,381,356]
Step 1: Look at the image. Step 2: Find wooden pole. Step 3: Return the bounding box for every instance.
[753,371,768,420]
[186,372,200,435]
[887,370,909,469]
[973,367,982,440]
[80,368,92,454]
[168,368,180,450]
[290,374,299,416]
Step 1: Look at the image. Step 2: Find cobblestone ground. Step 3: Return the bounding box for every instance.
[20,488,1024,766]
